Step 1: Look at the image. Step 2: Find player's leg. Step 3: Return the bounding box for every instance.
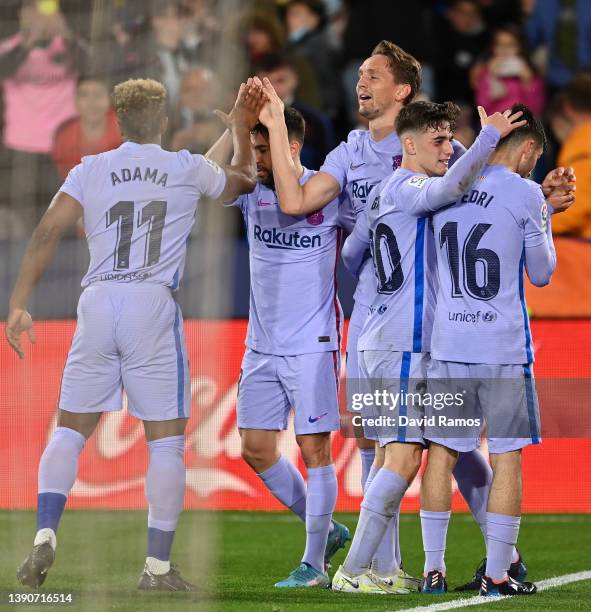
[333,351,425,594]
[17,411,102,588]
[119,288,194,591]
[453,448,526,591]
[237,349,307,522]
[239,428,306,522]
[334,441,423,594]
[419,442,458,594]
[453,449,492,545]
[479,365,539,597]
[346,303,376,490]
[137,417,192,591]
[274,351,341,588]
[296,432,337,574]
[18,286,122,588]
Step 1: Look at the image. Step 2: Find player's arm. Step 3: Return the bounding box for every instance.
[205,80,263,200]
[205,79,265,167]
[6,191,82,358]
[404,108,526,216]
[259,77,341,215]
[205,128,233,166]
[342,206,371,279]
[523,191,560,287]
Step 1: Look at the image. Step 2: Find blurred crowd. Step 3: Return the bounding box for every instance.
[0,0,590,239]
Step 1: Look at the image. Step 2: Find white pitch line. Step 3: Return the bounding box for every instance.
[395,570,591,612]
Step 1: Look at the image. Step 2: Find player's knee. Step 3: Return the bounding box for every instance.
[297,433,332,468]
[240,442,277,473]
[384,443,423,482]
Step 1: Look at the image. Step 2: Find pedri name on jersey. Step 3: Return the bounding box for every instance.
[253,224,321,250]
[110,167,168,188]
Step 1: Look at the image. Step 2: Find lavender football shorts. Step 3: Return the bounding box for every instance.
[236,348,340,435]
[424,359,541,453]
[345,302,368,413]
[357,350,430,447]
[59,283,190,421]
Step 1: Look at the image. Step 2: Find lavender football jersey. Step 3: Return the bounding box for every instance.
[231,168,342,356]
[349,125,501,353]
[431,165,555,364]
[321,129,466,306]
[60,142,227,289]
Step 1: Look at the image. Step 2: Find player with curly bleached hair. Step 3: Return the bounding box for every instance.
[7,77,265,591]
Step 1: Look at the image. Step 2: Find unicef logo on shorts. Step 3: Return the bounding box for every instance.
[306,211,324,225]
[483,311,497,323]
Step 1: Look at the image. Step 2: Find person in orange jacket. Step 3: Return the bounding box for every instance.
[550,74,591,238]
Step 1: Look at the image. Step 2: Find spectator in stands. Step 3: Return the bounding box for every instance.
[150,0,193,110]
[255,53,335,169]
[434,0,489,104]
[284,0,341,116]
[0,0,85,233]
[472,25,545,115]
[106,2,158,85]
[238,9,321,109]
[525,0,591,92]
[52,76,121,180]
[475,0,523,29]
[108,0,197,110]
[169,65,223,152]
[549,73,591,238]
[180,0,221,66]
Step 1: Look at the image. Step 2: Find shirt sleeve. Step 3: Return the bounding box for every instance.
[319,141,349,191]
[523,186,556,287]
[341,205,371,279]
[59,162,84,204]
[223,194,245,211]
[396,125,501,216]
[449,138,467,166]
[193,155,227,199]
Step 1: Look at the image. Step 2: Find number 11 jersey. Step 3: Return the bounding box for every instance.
[60,141,227,289]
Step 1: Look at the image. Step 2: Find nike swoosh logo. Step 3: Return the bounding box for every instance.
[308,412,328,423]
[342,575,359,588]
[350,162,365,170]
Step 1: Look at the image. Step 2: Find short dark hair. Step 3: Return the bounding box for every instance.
[395,101,461,135]
[286,0,327,28]
[563,72,591,113]
[252,106,306,145]
[253,53,296,76]
[371,40,422,104]
[497,103,547,151]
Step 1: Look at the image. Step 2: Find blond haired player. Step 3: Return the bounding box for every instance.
[6,78,261,590]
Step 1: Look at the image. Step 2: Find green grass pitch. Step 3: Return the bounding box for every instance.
[1,511,590,611]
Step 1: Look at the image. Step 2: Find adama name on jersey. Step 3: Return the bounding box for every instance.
[110,167,169,188]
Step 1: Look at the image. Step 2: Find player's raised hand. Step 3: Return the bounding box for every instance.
[258,77,285,128]
[541,166,576,196]
[477,106,528,137]
[5,308,36,359]
[542,167,576,213]
[215,78,266,131]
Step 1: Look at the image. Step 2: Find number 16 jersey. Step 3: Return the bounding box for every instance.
[60,141,227,289]
[432,165,550,365]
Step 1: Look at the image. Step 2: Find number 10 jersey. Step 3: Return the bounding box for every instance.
[60,141,227,289]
